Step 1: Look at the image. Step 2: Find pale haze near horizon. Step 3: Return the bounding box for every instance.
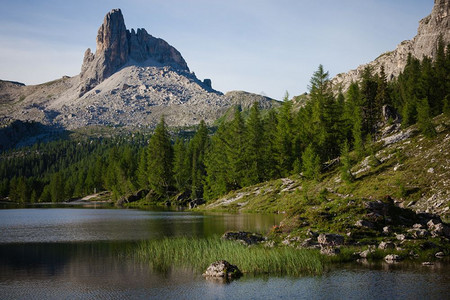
[0,0,433,100]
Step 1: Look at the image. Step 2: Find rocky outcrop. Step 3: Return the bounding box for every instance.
[317,233,344,246]
[332,0,450,91]
[79,9,189,96]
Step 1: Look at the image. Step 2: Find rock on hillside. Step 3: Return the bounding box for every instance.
[0,9,278,130]
[332,0,450,91]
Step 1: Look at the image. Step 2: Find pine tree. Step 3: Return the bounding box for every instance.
[340,140,354,183]
[245,102,265,184]
[301,144,320,181]
[276,92,294,176]
[173,138,189,193]
[189,120,209,200]
[376,65,390,107]
[433,36,447,113]
[147,116,174,198]
[346,82,364,157]
[360,66,380,140]
[225,107,248,189]
[204,123,230,200]
[417,98,436,138]
[137,148,149,189]
[308,65,341,160]
[262,109,280,179]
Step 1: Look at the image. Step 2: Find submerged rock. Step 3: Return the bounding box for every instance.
[203,260,242,278]
[385,254,402,263]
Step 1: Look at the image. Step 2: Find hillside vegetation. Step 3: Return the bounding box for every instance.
[202,113,450,219]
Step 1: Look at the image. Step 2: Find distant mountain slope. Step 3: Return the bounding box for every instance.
[332,0,450,91]
[0,9,277,130]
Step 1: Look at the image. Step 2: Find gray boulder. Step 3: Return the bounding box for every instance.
[317,233,344,246]
[378,241,395,250]
[203,260,242,278]
[384,254,402,263]
[355,219,375,229]
[320,247,340,256]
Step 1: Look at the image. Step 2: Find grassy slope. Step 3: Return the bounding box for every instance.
[201,114,450,219]
[198,115,450,261]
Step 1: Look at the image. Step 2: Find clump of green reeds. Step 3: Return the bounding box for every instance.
[133,236,323,276]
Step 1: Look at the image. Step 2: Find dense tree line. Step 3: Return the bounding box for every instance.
[1,41,449,204]
[0,135,146,203]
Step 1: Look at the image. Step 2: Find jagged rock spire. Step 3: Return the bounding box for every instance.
[79,8,189,96]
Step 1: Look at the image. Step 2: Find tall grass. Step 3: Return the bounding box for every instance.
[133,236,323,276]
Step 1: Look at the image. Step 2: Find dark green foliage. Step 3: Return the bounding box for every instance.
[188,120,209,200]
[301,144,320,181]
[360,66,380,140]
[443,95,450,117]
[417,98,436,138]
[173,138,189,193]
[147,117,174,198]
[276,93,294,176]
[340,141,353,183]
[2,45,449,205]
[308,65,343,160]
[245,103,266,185]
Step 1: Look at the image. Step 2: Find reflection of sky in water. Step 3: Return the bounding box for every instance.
[0,209,448,299]
[0,208,281,243]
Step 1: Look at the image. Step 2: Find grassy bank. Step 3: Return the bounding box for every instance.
[133,236,323,276]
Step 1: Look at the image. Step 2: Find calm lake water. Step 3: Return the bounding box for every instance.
[0,208,449,299]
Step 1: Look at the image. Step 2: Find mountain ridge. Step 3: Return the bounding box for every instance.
[0,9,279,130]
[332,0,450,91]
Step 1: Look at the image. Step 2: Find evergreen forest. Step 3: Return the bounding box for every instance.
[1,40,450,205]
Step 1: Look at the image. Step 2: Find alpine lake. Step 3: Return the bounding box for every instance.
[0,205,448,299]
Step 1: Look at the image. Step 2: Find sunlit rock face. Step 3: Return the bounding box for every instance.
[332,0,450,91]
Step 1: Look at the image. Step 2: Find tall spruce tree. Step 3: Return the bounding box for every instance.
[147,116,174,198]
[360,66,380,140]
[276,93,294,176]
[417,98,436,138]
[262,109,280,179]
[245,102,265,184]
[340,140,354,183]
[346,82,364,157]
[302,144,320,181]
[226,107,248,189]
[189,120,209,200]
[173,138,190,193]
[308,65,340,160]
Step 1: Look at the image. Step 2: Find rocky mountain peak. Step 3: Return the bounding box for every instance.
[79,9,189,96]
[332,0,450,91]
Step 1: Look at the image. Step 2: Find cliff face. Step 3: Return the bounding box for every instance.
[332,0,450,91]
[0,9,279,130]
[79,9,189,95]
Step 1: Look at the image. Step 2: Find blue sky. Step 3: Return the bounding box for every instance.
[0,0,433,99]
